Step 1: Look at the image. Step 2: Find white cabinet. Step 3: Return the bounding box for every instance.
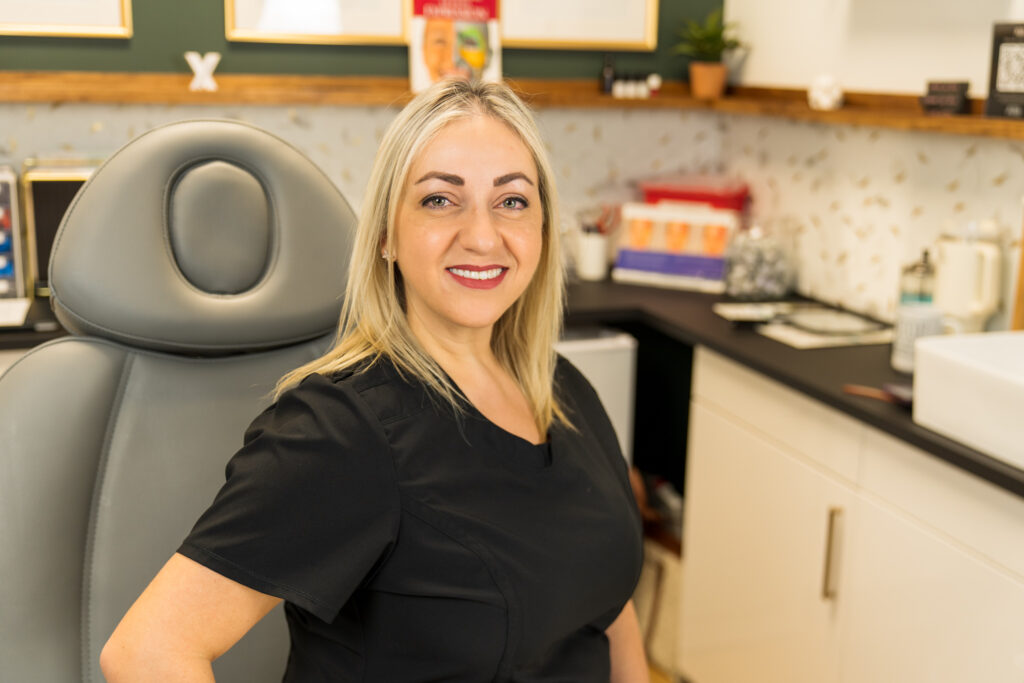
[679,347,1024,683]
[681,402,851,683]
[842,493,1024,683]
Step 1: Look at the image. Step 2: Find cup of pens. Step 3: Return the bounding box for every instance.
[574,206,619,281]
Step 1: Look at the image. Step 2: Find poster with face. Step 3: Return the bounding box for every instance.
[409,0,500,93]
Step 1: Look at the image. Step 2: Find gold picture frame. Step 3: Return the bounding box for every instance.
[0,0,132,38]
[225,0,407,46]
[502,0,658,51]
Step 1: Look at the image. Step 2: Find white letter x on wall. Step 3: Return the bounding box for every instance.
[185,51,221,92]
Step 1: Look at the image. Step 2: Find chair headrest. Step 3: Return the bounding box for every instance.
[49,119,356,355]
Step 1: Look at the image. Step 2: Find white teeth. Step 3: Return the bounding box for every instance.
[448,267,504,280]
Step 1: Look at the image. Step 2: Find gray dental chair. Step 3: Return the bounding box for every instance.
[0,120,356,682]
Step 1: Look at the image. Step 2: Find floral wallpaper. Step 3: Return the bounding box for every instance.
[0,101,1020,327]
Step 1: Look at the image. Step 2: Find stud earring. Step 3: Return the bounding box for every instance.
[381,249,391,261]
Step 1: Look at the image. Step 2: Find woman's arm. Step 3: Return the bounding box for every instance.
[607,599,650,682]
[101,553,281,682]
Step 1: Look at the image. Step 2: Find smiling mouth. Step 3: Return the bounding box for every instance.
[447,267,506,281]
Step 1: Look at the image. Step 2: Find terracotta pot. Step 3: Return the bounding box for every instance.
[688,61,727,100]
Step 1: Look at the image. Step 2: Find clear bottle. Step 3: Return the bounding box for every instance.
[898,249,935,305]
[891,250,942,374]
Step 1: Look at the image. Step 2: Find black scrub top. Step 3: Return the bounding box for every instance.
[178,355,643,682]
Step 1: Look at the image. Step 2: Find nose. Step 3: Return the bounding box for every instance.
[458,206,501,254]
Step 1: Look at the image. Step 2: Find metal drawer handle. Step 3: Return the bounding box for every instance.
[822,506,843,600]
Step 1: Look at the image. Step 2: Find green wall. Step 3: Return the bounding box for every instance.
[0,0,720,82]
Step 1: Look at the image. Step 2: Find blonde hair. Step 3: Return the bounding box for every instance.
[276,79,569,432]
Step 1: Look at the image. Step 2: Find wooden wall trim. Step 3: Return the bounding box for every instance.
[0,71,412,106]
[1,71,1024,141]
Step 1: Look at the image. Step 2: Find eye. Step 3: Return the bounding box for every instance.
[422,194,452,208]
[499,196,528,210]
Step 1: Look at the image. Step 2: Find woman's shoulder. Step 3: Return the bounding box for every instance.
[315,355,432,427]
[238,359,418,469]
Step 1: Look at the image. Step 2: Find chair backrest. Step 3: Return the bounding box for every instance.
[0,120,357,682]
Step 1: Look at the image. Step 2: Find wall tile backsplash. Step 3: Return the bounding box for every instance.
[722,115,1024,326]
[0,101,1020,327]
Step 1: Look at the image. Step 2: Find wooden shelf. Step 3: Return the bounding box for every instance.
[0,71,414,106]
[708,87,1024,140]
[2,71,1023,140]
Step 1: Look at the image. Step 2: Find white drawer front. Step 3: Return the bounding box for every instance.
[693,346,862,484]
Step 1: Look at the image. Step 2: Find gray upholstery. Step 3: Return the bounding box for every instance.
[0,120,357,682]
[169,160,271,294]
[50,119,356,353]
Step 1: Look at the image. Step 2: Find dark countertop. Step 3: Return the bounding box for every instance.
[565,280,1024,499]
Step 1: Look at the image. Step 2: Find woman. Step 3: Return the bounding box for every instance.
[102,79,648,682]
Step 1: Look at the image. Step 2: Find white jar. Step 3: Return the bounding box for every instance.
[575,231,609,281]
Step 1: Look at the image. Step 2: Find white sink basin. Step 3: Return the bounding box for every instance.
[913,332,1024,469]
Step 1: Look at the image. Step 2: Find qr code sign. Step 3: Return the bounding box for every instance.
[996,42,1024,92]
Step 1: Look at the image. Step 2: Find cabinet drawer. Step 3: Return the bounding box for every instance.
[861,428,1024,582]
[693,346,861,484]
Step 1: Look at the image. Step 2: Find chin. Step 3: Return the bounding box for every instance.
[445,304,512,331]
[450,313,504,330]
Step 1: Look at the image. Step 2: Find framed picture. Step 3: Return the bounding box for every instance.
[985,23,1024,118]
[225,0,406,45]
[409,0,500,93]
[502,0,658,50]
[0,0,132,38]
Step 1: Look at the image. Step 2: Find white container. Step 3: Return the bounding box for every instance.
[934,237,1001,333]
[575,231,609,281]
[913,331,1024,468]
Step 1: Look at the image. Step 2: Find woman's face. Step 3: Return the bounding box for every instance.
[422,19,468,82]
[393,114,543,341]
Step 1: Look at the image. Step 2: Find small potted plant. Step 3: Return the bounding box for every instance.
[673,9,741,100]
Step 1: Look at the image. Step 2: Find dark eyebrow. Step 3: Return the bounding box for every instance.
[494,172,534,187]
[415,171,464,185]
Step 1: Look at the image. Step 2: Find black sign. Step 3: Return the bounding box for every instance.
[920,81,969,115]
[985,23,1024,118]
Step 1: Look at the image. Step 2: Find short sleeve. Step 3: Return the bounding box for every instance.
[178,372,399,624]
